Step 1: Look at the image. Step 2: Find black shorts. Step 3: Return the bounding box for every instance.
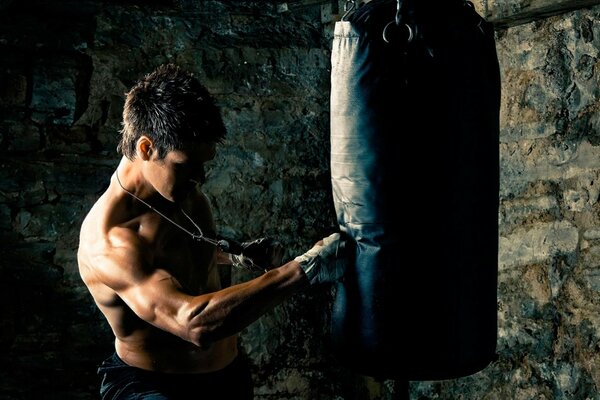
[97,352,253,399]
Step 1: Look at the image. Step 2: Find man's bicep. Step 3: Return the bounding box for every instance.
[96,237,196,337]
[118,268,194,335]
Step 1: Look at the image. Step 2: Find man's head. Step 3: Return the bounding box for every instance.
[118,64,225,202]
[118,63,226,160]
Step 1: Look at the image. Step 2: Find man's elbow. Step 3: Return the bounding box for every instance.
[187,325,214,349]
[181,302,216,349]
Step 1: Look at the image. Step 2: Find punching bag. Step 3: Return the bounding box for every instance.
[330,0,500,380]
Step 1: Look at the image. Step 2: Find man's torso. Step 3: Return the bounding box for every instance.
[78,182,237,373]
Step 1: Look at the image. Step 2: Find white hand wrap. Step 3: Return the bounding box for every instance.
[294,232,345,285]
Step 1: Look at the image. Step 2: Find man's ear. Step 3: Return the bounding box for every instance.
[136,136,154,161]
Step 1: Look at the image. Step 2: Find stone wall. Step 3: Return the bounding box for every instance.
[1,0,600,399]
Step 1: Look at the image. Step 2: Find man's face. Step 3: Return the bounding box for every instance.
[148,141,216,203]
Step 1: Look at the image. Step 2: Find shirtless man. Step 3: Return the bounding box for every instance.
[77,63,344,399]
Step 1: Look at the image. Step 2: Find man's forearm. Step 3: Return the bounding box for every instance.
[186,260,307,348]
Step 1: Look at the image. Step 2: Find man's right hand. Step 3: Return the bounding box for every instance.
[230,237,284,272]
[294,232,346,285]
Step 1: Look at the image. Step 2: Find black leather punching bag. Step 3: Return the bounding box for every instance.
[330,0,500,380]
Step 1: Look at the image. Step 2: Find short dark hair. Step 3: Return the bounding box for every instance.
[118,63,226,159]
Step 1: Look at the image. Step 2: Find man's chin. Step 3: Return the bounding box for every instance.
[165,191,180,203]
[171,189,194,203]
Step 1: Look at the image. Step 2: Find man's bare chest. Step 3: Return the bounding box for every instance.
[140,213,216,294]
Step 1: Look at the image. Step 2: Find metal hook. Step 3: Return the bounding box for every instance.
[395,0,403,25]
[342,0,356,21]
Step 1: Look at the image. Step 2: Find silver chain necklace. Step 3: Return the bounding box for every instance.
[115,170,222,248]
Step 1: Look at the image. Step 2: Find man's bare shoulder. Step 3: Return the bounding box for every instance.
[78,192,150,290]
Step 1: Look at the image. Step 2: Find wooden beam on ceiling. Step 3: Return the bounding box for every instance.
[486,0,600,29]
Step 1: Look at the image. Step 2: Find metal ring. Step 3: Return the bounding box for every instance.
[382,20,394,43]
[405,24,414,42]
[382,22,414,44]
